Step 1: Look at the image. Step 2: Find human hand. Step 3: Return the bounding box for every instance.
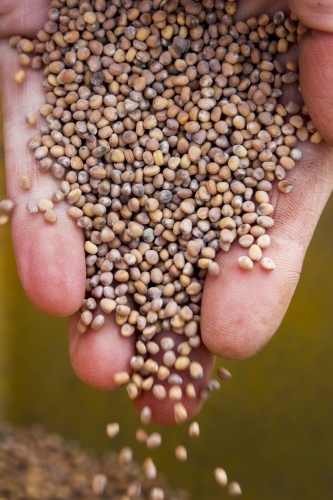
[0,0,332,425]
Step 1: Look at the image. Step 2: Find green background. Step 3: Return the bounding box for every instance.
[0,103,333,499]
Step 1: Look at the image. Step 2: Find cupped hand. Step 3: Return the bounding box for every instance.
[0,0,332,425]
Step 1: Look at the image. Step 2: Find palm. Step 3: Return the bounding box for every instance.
[0,0,332,424]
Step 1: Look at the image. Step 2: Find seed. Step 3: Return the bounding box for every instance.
[169,385,182,401]
[146,432,162,449]
[189,362,204,380]
[228,482,242,497]
[0,215,9,225]
[174,402,188,425]
[92,474,107,495]
[217,367,232,381]
[43,209,57,223]
[238,256,254,270]
[152,384,167,400]
[0,199,14,212]
[188,421,200,438]
[38,199,53,212]
[142,457,157,479]
[113,371,130,387]
[248,244,262,262]
[150,487,164,500]
[26,201,38,214]
[135,428,148,444]
[174,356,190,371]
[175,445,187,461]
[126,382,139,400]
[186,383,197,399]
[91,315,105,331]
[260,257,276,271]
[118,447,133,466]
[214,468,228,487]
[140,406,152,425]
[25,112,37,126]
[106,422,120,438]
[14,70,25,83]
[19,175,31,190]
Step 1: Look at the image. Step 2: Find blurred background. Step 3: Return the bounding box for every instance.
[0,99,333,500]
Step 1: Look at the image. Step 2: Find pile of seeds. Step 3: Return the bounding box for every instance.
[9,0,321,423]
[0,422,187,500]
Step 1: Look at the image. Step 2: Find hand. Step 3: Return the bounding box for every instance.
[0,0,332,425]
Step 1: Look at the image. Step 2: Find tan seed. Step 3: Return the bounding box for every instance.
[260,257,276,271]
[106,422,120,438]
[214,467,228,487]
[175,445,187,461]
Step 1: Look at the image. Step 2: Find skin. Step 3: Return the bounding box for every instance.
[0,0,333,425]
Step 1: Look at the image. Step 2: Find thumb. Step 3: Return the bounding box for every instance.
[298,30,333,144]
[288,0,333,32]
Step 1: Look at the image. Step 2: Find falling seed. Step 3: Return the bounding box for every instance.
[214,468,228,487]
[126,382,139,400]
[169,385,182,401]
[150,487,164,500]
[174,402,188,425]
[0,215,9,225]
[92,473,107,495]
[0,199,14,212]
[140,406,152,425]
[217,367,232,381]
[175,445,187,461]
[135,428,148,444]
[186,383,197,399]
[127,481,141,497]
[189,361,204,380]
[146,432,162,449]
[118,447,133,466]
[152,384,167,400]
[189,421,200,438]
[142,457,157,479]
[106,422,120,438]
[228,482,242,497]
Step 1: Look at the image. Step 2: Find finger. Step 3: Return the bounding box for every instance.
[236,0,289,21]
[201,139,333,359]
[0,42,86,316]
[298,31,333,144]
[288,0,333,32]
[68,313,135,390]
[69,312,215,425]
[0,0,48,39]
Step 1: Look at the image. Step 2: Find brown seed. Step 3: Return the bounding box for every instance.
[217,367,232,381]
[19,175,31,190]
